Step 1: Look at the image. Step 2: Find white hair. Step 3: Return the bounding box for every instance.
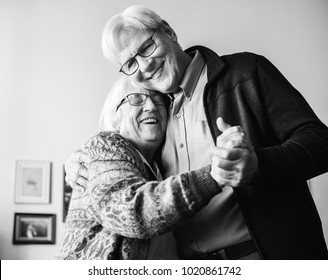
[99,76,134,131]
[101,5,170,63]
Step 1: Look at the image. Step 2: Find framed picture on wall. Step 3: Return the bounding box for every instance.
[15,160,51,204]
[13,213,56,244]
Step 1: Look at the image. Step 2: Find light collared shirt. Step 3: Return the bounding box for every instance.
[161,51,251,258]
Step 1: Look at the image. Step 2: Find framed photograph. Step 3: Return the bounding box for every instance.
[15,160,51,204]
[13,213,56,244]
[63,167,72,222]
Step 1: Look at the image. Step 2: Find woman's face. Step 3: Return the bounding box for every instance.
[118,87,168,156]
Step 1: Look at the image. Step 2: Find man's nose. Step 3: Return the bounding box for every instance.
[136,56,153,73]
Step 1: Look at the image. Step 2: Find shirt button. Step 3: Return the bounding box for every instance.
[179,143,184,148]
[176,113,181,118]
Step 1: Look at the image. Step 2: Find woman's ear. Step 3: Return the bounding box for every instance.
[161,20,178,42]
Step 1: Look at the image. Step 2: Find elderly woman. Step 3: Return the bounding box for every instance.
[57,77,240,260]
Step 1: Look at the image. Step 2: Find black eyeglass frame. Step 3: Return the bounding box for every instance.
[119,30,157,76]
[115,92,167,111]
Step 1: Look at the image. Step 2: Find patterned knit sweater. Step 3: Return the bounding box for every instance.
[57,131,221,259]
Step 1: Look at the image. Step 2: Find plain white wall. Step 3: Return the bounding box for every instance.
[0,0,327,260]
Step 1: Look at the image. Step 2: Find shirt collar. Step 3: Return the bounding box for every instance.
[177,50,205,99]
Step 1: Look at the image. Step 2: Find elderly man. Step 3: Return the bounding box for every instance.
[67,5,328,259]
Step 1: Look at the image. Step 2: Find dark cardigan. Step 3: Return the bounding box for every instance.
[187,45,328,259]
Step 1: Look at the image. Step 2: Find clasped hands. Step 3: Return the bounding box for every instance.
[210,117,258,188]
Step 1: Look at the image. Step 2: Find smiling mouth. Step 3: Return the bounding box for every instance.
[140,117,159,124]
[147,62,164,80]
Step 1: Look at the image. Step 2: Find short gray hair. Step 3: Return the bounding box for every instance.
[99,77,134,131]
[101,5,166,63]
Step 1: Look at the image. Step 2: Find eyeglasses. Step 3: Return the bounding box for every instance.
[119,30,157,76]
[116,92,167,111]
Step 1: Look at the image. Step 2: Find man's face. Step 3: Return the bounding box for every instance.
[117,29,188,94]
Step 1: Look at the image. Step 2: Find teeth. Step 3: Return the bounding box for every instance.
[141,118,158,124]
[152,67,161,79]
[150,63,163,80]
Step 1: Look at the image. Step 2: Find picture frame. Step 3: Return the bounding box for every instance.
[15,160,51,204]
[13,213,56,244]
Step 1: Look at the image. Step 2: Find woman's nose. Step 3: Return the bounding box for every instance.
[143,96,157,111]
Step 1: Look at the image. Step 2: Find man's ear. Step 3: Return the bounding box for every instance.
[161,20,178,42]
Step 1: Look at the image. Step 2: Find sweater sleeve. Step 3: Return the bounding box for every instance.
[84,132,221,239]
[255,55,328,182]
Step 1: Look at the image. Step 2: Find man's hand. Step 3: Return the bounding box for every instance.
[210,118,258,188]
[64,149,89,191]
